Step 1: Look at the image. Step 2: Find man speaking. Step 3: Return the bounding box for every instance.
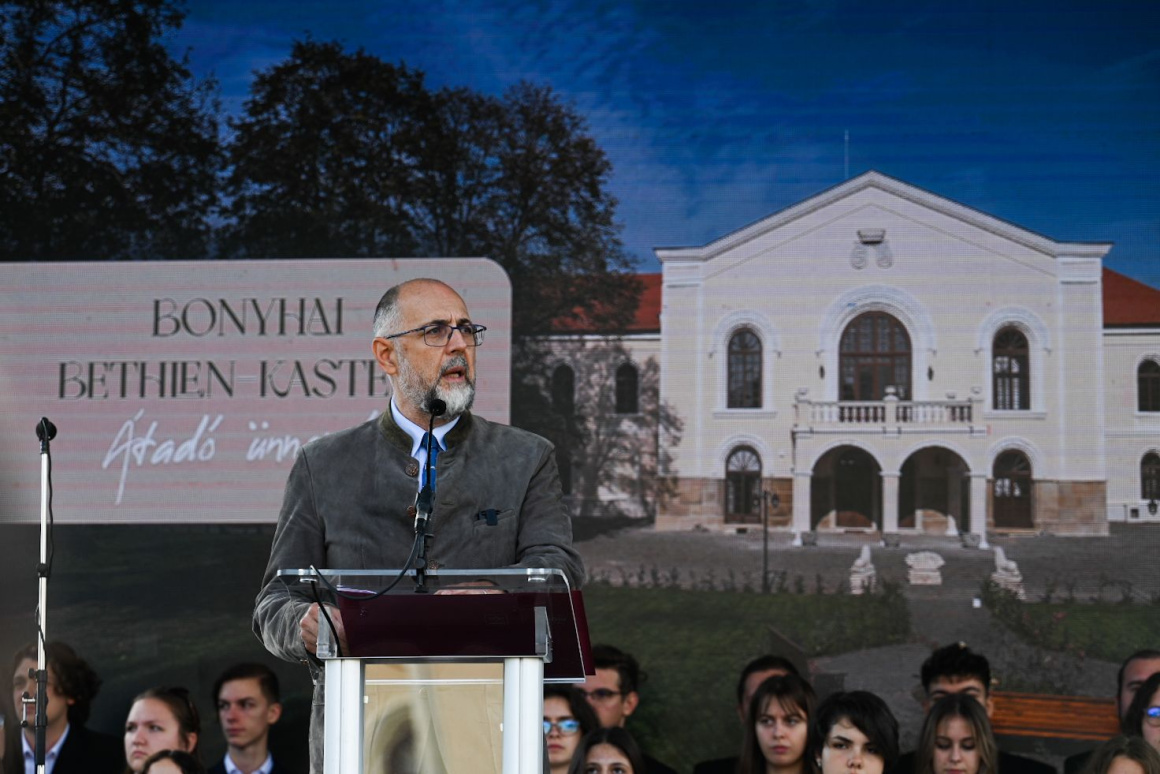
[253,277,585,771]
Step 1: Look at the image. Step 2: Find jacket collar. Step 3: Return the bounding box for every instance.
[378,406,473,454]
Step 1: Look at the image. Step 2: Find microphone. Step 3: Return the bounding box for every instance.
[35,418,56,442]
[414,398,447,534]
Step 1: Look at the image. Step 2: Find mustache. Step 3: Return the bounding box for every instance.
[440,354,472,382]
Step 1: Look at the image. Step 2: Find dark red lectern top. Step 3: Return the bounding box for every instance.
[276,567,592,682]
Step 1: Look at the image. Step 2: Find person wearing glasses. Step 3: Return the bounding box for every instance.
[1123,671,1160,756]
[545,686,600,774]
[578,645,676,774]
[1067,651,1160,774]
[254,277,585,774]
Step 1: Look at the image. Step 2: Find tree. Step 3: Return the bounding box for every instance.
[224,41,642,431]
[220,40,427,259]
[0,0,221,260]
[539,340,683,520]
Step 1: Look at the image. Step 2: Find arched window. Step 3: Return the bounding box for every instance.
[993,450,1033,529]
[839,313,911,400]
[725,446,761,521]
[551,365,574,417]
[994,327,1030,410]
[1143,452,1160,501]
[615,363,639,414]
[727,328,762,408]
[1139,360,1160,412]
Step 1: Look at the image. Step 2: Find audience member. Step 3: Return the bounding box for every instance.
[5,641,123,774]
[545,685,601,774]
[811,691,900,774]
[892,644,1055,774]
[738,673,818,774]
[124,687,201,773]
[1119,654,1160,720]
[568,727,647,774]
[1067,651,1160,774]
[208,663,287,774]
[1122,672,1160,755]
[580,645,676,774]
[915,694,998,774]
[695,655,802,774]
[141,750,207,774]
[1080,736,1160,774]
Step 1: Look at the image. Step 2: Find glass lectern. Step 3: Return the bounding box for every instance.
[277,568,591,774]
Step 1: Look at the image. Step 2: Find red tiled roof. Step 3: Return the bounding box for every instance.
[555,269,1157,334]
[548,273,661,334]
[1104,268,1160,327]
[629,273,662,332]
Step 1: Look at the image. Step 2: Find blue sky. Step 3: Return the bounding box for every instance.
[169,0,1160,287]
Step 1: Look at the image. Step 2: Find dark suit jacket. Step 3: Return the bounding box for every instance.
[1063,750,1091,774]
[207,756,295,774]
[893,749,1058,774]
[693,755,739,774]
[2,725,125,774]
[253,409,586,774]
[644,752,679,774]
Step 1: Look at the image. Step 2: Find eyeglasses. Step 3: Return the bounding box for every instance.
[544,719,582,735]
[384,323,487,347]
[577,688,623,702]
[1146,706,1160,727]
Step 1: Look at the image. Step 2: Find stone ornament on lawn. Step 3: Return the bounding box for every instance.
[849,545,877,595]
[991,547,1026,600]
[906,551,945,585]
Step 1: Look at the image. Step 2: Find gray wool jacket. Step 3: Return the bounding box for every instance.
[252,408,585,771]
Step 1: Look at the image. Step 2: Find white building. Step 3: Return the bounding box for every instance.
[554,172,1160,539]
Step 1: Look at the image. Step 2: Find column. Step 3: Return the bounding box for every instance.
[970,473,989,549]
[791,470,811,546]
[882,471,900,536]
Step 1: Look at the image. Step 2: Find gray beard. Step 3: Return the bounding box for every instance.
[395,352,475,419]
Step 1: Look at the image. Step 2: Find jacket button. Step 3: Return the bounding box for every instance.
[405,462,420,477]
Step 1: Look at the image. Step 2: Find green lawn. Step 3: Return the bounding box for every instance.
[580,582,911,772]
[1001,600,1160,662]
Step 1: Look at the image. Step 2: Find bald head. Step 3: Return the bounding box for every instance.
[373,278,463,340]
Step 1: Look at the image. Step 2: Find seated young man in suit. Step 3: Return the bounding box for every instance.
[209,663,288,774]
[579,644,678,774]
[7,641,123,774]
[1063,648,1160,774]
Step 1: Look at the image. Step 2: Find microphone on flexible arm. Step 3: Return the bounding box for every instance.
[413,398,446,592]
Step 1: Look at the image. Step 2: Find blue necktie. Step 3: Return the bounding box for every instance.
[421,432,442,489]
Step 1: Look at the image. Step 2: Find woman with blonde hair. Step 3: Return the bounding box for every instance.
[915,694,998,774]
[1081,735,1160,774]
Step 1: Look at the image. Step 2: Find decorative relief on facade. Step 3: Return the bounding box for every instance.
[851,229,892,270]
[875,241,894,268]
[851,244,869,270]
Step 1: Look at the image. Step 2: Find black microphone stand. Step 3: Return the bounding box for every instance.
[412,399,446,593]
[28,418,56,774]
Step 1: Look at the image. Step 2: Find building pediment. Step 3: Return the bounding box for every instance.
[655,171,1112,266]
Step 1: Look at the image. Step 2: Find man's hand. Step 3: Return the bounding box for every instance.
[299,603,348,655]
[435,579,505,596]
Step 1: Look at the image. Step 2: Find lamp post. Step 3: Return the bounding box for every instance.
[762,489,781,593]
